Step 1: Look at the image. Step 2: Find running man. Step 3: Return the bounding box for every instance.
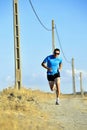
[41,48,62,105]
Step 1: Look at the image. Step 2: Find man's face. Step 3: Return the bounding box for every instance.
[54,51,60,57]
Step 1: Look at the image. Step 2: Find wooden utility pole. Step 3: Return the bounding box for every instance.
[13,0,22,89]
[80,72,84,97]
[52,20,55,52]
[72,58,76,94]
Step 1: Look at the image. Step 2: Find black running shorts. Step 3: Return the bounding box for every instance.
[47,71,60,81]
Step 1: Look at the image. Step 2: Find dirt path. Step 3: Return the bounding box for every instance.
[0,88,87,130]
[39,96,87,130]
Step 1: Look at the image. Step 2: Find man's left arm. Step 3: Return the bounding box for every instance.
[59,63,62,71]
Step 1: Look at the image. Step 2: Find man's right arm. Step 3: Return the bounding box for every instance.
[41,62,51,71]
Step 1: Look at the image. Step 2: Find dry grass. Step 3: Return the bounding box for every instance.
[0,87,87,130]
[0,87,54,130]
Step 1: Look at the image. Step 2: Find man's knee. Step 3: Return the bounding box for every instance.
[55,77,60,84]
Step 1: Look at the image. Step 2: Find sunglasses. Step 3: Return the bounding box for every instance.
[54,52,60,55]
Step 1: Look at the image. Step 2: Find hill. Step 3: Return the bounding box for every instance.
[0,87,87,130]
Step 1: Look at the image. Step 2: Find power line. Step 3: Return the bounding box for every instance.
[29,0,71,64]
[55,25,71,64]
[28,0,52,31]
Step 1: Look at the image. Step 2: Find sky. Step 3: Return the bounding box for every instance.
[0,0,87,94]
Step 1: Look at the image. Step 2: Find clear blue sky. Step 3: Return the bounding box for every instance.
[0,0,87,93]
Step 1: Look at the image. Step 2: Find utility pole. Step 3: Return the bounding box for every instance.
[72,58,76,94]
[80,72,84,97]
[52,20,55,52]
[13,0,22,89]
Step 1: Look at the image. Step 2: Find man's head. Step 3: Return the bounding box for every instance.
[53,48,60,57]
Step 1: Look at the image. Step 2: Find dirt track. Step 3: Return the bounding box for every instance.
[0,88,87,130]
[39,96,87,130]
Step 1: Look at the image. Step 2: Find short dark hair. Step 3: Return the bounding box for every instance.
[54,48,60,53]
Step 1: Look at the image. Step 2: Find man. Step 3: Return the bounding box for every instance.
[41,48,62,105]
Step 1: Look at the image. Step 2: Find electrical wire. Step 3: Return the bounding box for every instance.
[28,0,71,64]
[28,0,52,31]
[55,25,71,64]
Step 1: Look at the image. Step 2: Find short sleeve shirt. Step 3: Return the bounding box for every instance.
[43,54,62,75]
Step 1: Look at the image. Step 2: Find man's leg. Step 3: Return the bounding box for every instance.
[55,77,60,104]
[48,81,55,91]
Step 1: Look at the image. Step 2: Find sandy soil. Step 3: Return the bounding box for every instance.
[0,87,87,130]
